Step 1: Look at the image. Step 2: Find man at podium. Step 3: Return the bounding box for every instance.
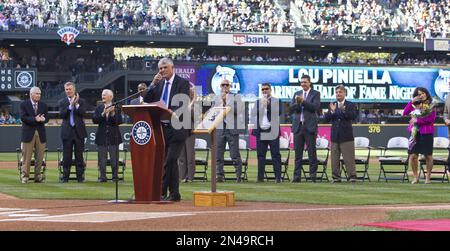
[144,58,190,202]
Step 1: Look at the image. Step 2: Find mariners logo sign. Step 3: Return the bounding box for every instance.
[57,27,80,46]
[14,70,35,89]
[132,121,152,145]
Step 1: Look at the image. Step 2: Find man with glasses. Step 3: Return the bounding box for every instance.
[214,79,245,183]
[251,83,282,183]
[290,75,321,182]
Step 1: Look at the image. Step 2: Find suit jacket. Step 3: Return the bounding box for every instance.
[130,96,143,105]
[324,100,358,143]
[58,96,88,140]
[289,89,321,134]
[20,99,49,143]
[144,74,190,142]
[92,104,123,146]
[213,93,245,135]
[251,97,281,137]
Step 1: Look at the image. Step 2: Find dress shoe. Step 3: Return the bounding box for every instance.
[275,179,281,183]
[164,195,181,202]
[256,179,265,183]
[291,178,300,183]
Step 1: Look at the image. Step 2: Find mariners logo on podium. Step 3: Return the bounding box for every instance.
[132,121,152,145]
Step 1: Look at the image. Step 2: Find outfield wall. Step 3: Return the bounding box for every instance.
[1,124,448,152]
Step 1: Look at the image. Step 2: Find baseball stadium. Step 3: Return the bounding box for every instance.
[0,0,450,237]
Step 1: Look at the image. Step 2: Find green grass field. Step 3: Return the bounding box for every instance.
[2,150,450,228]
[1,151,450,205]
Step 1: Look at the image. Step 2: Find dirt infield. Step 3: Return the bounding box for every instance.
[1,192,450,231]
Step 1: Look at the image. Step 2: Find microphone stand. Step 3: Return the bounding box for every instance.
[108,104,128,204]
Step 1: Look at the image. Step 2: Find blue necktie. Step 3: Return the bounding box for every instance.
[70,107,75,127]
[162,81,169,106]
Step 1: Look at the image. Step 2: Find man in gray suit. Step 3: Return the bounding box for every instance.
[289,75,321,182]
[215,79,245,183]
[130,83,148,105]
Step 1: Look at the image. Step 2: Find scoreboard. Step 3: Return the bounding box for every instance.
[0,68,36,91]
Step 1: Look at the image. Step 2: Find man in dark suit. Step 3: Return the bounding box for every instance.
[251,83,282,183]
[289,75,321,182]
[324,85,357,182]
[130,83,147,105]
[19,87,49,183]
[144,58,190,202]
[58,82,87,182]
[93,89,123,182]
[214,79,245,183]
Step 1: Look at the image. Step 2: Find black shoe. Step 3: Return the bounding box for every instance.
[236,177,242,183]
[98,179,107,183]
[77,179,85,183]
[256,179,264,183]
[60,179,68,183]
[165,195,181,202]
[216,176,224,182]
[291,178,300,183]
[276,179,282,183]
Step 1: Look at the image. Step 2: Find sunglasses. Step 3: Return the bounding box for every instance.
[221,84,230,87]
[261,88,270,91]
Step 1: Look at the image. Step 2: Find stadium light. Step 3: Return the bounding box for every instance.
[320,45,325,48]
[296,49,300,52]
[378,47,383,49]
[76,45,82,48]
[9,44,14,47]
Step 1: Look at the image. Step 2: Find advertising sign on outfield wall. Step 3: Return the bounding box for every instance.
[208,33,295,48]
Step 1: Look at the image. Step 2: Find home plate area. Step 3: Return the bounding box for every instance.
[0,208,193,223]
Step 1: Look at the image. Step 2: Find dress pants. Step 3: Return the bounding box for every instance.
[293,128,318,181]
[331,141,356,181]
[216,130,242,179]
[21,131,46,182]
[97,144,119,181]
[178,134,196,181]
[162,125,184,199]
[62,127,85,182]
[256,136,282,181]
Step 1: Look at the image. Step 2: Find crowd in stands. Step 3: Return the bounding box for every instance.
[0,0,448,40]
[0,107,20,125]
[144,51,449,66]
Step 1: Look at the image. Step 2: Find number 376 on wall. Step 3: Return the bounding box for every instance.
[368,125,381,134]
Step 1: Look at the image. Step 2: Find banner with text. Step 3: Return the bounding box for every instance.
[197,64,450,103]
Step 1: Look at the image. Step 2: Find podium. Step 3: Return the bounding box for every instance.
[193,106,235,207]
[122,103,172,203]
